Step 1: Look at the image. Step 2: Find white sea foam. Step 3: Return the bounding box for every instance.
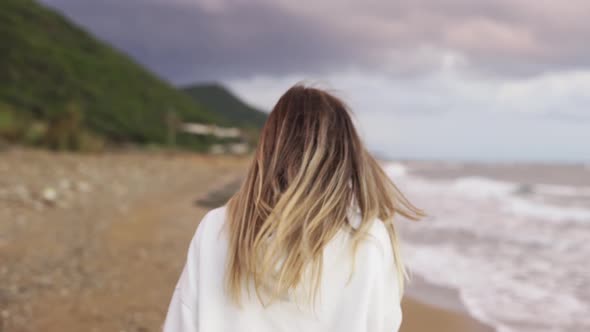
[392,168,590,223]
[385,161,590,332]
[505,197,590,222]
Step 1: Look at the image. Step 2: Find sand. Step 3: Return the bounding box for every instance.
[0,148,250,332]
[401,296,495,332]
[399,273,496,332]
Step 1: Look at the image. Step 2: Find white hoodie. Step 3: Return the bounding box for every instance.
[163,205,402,332]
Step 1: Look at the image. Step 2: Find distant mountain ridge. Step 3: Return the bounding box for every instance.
[182,84,267,129]
[0,0,263,151]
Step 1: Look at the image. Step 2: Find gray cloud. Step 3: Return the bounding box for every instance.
[40,0,376,83]
[40,0,590,83]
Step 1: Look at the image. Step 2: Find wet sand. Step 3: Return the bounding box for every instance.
[401,275,495,332]
[401,297,495,332]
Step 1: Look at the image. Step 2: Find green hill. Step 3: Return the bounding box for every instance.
[0,0,221,151]
[183,84,268,129]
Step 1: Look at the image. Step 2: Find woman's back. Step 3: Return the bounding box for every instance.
[162,84,423,332]
[163,205,402,332]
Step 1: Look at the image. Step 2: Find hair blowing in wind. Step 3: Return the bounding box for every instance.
[225,85,424,306]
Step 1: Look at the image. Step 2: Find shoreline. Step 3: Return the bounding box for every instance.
[401,274,496,332]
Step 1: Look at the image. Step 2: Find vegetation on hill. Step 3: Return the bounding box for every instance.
[183,84,268,129]
[0,0,222,151]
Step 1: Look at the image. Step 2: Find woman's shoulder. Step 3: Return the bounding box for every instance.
[348,209,390,240]
[200,205,228,229]
[347,211,394,263]
[188,205,228,247]
[202,204,228,223]
[368,219,395,264]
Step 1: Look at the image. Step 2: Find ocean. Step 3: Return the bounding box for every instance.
[385,161,590,332]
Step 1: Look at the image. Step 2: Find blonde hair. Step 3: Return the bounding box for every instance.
[225,84,424,306]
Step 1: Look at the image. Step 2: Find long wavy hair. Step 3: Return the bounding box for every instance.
[225,84,424,306]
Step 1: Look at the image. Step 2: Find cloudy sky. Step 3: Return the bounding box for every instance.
[41,0,590,162]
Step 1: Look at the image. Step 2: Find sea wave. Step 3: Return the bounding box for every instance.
[384,161,590,332]
[384,163,590,223]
